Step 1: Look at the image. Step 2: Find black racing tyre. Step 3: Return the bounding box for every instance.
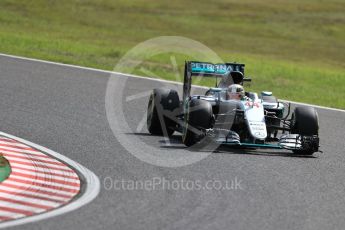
[182,99,213,147]
[291,106,319,155]
[147,88,180,136]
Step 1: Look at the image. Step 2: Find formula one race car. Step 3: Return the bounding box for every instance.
[146,61,320,155]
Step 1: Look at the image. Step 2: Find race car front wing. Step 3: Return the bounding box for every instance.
[206,129,319,152]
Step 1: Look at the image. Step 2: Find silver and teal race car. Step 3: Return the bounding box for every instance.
[146,61,320,155]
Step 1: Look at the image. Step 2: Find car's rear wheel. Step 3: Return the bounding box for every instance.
[147,88,180,136]
[291,106,319,155]
[182,99,213,147]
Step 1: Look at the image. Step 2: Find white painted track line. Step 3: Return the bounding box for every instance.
[0,52,343,112]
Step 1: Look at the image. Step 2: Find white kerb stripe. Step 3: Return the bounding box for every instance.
[0,211,25,219]
[0,192,60,208]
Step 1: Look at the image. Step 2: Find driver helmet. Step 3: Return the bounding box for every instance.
[227,84,244,100]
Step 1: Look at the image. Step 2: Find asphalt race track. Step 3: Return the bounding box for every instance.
[1,55,345,230]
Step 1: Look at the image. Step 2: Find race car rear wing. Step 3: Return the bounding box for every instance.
[183,61,247,101]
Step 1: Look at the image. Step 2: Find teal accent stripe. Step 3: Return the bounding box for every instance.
[220,142,282,149]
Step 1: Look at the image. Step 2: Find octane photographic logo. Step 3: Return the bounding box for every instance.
[105,36,233,167]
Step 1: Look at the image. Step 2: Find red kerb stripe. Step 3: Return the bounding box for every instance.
[0,183,73,199]
[3,154,65,166]
[0,188,63,203]
[0,215,13,221]
[6,178,79,193]
[0,147,48,157]
[8,160,74,172]
[10,165,79,180]
[0,143,35,151]
[11,172,80,187]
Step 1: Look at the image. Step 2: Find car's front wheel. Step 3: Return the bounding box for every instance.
[290,106,319,155]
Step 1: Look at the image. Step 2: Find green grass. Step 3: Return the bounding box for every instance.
[0,155,11,182]
[0,0,344,108]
